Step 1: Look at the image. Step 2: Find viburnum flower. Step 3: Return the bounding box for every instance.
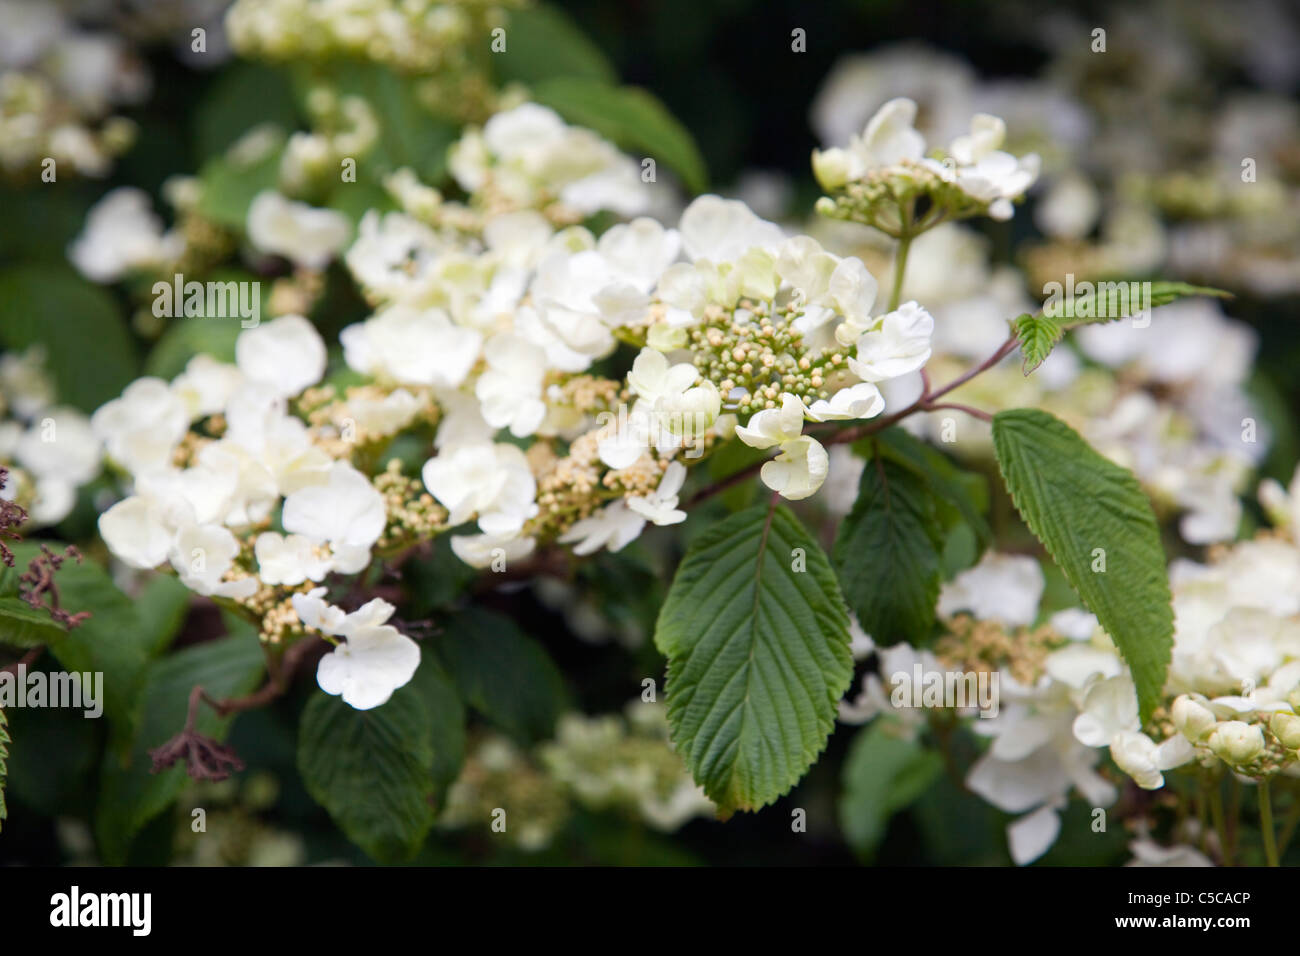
[235,314,327,399]
[450,530,537,569]
[846,301,935,382]
[91,376,190,476]
[558,501,646,556]
[735,394,830,501]
[474,334,548,438]
[168,523,257,599]
[934,113,1042,222]
[246,190,351,270]
[292,589,420,710]
[341,305,483,388]
[626,462,688,526]
[421,442,538,537]
[1109,731,1194,790]
[813,97,1040,231]
[805,382,884,422]
[760,436,829,501]
[254,531,332,586]
[937,552,1045,628]
[281,461,387,573]
[68,187,183,282]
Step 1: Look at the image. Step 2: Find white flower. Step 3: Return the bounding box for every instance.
[559,500,646,555]
[735,393,807,450]
[937,113,1041,221]
[341,306,482,388]
[937,552,1044,628]
[657,380,721,437]
[596,218,682,292]
[1007,804,1062,867]
[316,622,421,710]
[293,589,420,711]
[169,523,257,599]
[677,195,785,263]
[343,388,421,437]
[626,462,688,526]
[847,301,934,383]
[851,97,927,167]
[1071,675,1139,747]
[68,187,182,282]
[344,210,443,300]
[91,377,189,476]
[282,462,386,573]
[1110,731,1193,790]
[0,346,56,419]
[235,315,326,398]
[291,587,347,633]
[246,191,350,270]
[421,442,537,536]
[806,383,885,422]
[97,495,175,569]
[255,532,331,586]
[1125,837,1213,867]
[761,436,829,501]
[475,334,548,438]
[626,348,699,407]
[14,407,99,486]
[450,531,536,569]
[171,355,245,420]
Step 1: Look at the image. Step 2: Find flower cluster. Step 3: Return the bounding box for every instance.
[0,347,101,527]
[813,97,1041,232]
[0,0,148,180]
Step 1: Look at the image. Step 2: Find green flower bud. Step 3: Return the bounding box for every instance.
[1208,720,1265,766]
[1271,712,1300,750]
[1171,694,1217,742]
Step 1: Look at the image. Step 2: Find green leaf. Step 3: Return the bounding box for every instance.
[992,409,1173,721]
[873,427,992,546]
[0,596,68,649]
[196,145,284,230]
[193,62,300,158]
[435,608,566,746]
[833,458,944,645]
[655,503,852,816]
[8,543,150,729]
[494,6,617,85]
[0,707,9,835]
[1013,312,1062,376]
[298,681,437,863]
[839,718,943,859]
[96,626,266,864]
[0,265,137,412]
[532,78,709,194]
[135,575,192,658]
[1019,282,1232,374]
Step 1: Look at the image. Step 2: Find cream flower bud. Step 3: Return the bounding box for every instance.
[1270,712,1300,750]
[811,147,851,191]
[659,381,721,436]
[1208,720,1265,765]
[646,323,688,352]
[1171,694,1217,743]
